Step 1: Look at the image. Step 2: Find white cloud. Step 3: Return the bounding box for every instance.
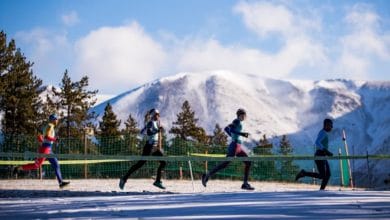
[170,1,326,78]
[233,1,320,38]
[234,1,294,37]
[15,28,72,82]
[74,22,166,92]
[337,4,390,79]
[16,1,390,95]
[171,35,326,79]
[62,11,79,26]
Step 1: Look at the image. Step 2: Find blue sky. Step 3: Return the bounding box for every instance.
[1,0,389,95]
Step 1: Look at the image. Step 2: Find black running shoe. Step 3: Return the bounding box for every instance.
[153,181,166,190]
[119,177,126,190]
[295,169,305,181]
[241,182,255,190]
[59,181,70,188]
[201,174,208,187]
[12,166,20,176]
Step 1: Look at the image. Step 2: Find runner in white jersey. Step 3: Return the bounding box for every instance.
[119,109,166,190]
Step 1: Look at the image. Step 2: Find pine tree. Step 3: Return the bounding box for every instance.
[252,134,277,180]
[279,135,293,155]
[0,31,12,97]
[256,134,273,155]
[0,31,43,139]
[169,100,207,143]
[99,102,121,155]
[278,135,299,181]
[99,103,121,137]
[121,113,140,154]
[52,70,98,139]
[211,123,228,146]
[123,113,139,135]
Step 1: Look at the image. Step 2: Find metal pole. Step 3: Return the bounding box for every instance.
[339,148,344,187]
[342,129,354,188]
[187,152,195,192]
[39,165,43,180]
[205,150,208,173]
[366,150,372,188]
[188,160,195,192]
[84,129,87,179]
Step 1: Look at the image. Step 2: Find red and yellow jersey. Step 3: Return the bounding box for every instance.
[42,123,56,146]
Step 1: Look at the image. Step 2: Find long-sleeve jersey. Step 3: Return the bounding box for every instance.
[315,129,329,151]
[146,120,160,145]
[225,119,244,144]
[42,123,56,147]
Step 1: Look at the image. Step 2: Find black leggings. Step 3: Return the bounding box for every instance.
[123,143,166,182]
[208,142,251,183]
[303,150,331,190]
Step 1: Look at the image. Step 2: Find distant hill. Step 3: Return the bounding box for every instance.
[92,70,390,187]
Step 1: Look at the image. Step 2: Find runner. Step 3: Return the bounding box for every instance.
[295,118,333,190]
[13,114,70,188]
[201,108,254,190]
[119,108,166,190]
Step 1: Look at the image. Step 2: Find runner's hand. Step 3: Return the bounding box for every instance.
[242,132,249,138]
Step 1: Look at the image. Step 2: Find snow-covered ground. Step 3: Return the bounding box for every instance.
[1,179,389,219]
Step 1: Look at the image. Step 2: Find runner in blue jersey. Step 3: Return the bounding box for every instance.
[295,118,333,190]
[201,108,254,190]
[119,108,166,190]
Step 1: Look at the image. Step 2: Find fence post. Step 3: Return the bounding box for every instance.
[187,152,195,192]
[205,150,208,173]
[339,148,344,187]
[366,150,372,188]
[84,128,88,179]
[312,167,316,185]
[39,165,42,180]
[342,129,353,188]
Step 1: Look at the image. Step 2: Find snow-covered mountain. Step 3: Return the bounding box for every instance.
[92,70,390,187]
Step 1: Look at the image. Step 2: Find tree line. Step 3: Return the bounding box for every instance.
[0,31,97,140]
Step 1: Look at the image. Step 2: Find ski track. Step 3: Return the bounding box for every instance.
[0,179,390,219]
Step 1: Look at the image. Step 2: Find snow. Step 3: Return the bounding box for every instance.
[95,94,115,105]
[0,179,389,219]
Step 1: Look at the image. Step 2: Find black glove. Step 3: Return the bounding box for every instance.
[241,132,249,138]
[158,126,164,132]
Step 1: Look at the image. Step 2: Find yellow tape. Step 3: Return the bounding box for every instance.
[190,153,225,157]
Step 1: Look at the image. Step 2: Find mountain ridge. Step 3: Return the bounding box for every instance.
[92,70,390,186]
